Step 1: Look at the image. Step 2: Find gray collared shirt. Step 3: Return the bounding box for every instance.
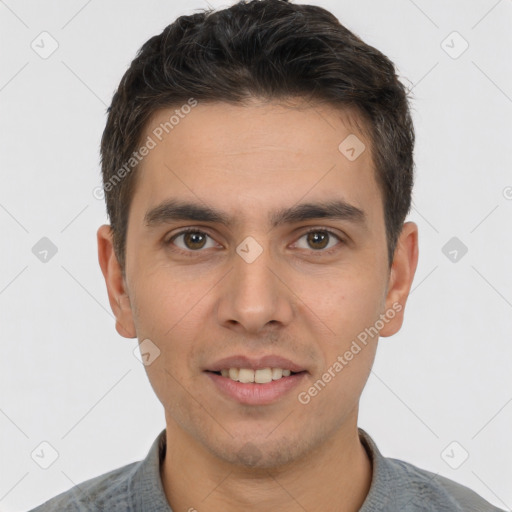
[29,428,505,511]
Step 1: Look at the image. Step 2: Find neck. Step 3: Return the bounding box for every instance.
[161,415,372,512]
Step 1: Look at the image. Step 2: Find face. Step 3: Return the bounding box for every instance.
[98,99,418,468]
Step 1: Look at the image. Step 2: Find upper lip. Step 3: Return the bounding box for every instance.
[206,355,307,373]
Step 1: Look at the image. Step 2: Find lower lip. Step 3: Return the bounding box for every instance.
[205,371,307,405]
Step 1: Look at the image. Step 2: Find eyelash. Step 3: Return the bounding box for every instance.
[165,227,345,257]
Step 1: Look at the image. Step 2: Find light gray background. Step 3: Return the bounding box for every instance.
[1,0,511,510]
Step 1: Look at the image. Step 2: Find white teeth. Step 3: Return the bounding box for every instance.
[255,368,273,384]
[271,368,283,380]
[238,368,255,383]
[219,367,296,383]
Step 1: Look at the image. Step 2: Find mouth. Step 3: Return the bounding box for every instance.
[206,367,305,383]
[204,355,308,405]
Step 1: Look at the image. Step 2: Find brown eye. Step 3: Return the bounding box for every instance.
[168,230,216,251]
[183,231,207,250]
[306,231,329,250]
[294,229,343,252]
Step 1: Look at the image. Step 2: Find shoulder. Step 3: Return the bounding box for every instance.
[385,456,505,511]
[27,461,139,512]
[358,429,505,512]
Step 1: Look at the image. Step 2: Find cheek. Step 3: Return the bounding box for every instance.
[131,277,200,409]
[130,258,198,325]
[129,268,208,369]
[297,275,383,412]
[299,265,386,338]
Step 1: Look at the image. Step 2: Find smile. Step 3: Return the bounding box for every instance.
[216,367,294,383]
[205,369,307,405]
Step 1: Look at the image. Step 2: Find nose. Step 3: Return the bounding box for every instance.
[216,240,295,335]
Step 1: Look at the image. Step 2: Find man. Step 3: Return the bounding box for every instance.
[30,0,504,510]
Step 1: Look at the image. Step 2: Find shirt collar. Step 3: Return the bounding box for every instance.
[358,427,397,510]
[129,429,173,511]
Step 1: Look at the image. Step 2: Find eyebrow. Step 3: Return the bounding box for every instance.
[144,199,366,229]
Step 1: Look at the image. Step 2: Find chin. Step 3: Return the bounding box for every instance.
[205,434,312,470]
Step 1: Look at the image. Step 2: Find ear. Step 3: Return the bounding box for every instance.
[380,221,419,337]
[97,224,137,338]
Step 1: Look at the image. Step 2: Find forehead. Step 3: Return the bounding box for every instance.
[142,99,370,163]
[131,100,382,225]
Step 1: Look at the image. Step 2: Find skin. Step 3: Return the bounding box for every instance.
[98,98,418,512]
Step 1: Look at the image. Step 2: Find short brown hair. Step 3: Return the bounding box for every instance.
[100,0,415,271]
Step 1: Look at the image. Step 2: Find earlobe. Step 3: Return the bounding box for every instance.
[380,221,419,338]
[97,224,137,339]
